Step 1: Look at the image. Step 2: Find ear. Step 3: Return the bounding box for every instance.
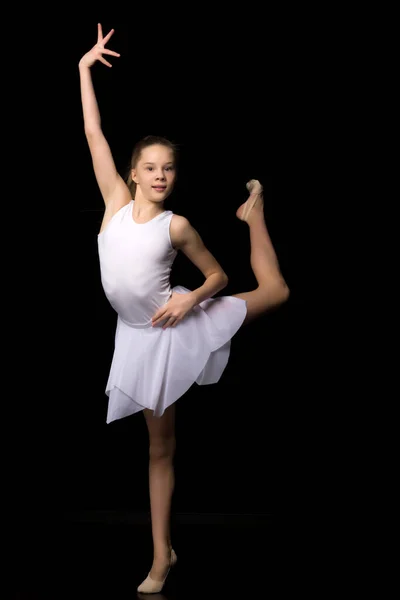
[131,168,139,184]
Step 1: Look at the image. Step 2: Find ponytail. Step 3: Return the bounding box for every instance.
[125,168,136,199]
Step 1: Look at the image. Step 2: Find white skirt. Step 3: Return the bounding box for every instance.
[105,285,247,423]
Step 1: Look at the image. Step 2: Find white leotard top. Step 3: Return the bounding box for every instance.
[97,200,177,327]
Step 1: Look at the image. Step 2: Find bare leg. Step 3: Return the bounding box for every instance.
[233,180,289,325]
[142,404,176,582]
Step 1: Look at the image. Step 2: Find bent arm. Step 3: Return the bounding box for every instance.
[171,216,229,306]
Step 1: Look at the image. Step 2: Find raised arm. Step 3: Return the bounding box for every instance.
[78,24,130,206]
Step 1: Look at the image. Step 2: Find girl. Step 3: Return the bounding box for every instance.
[79,24,289,595]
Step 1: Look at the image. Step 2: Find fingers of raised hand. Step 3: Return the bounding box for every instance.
[101,48,120,58]
[94,23,119,67]
[102,28,115,45]
[98,55,113,68]
[97,23,115,45]
[94,45,120,67]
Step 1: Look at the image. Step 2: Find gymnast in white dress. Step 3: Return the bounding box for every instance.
[79,24,289,594]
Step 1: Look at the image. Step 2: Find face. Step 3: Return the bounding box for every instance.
[132,144,176,202]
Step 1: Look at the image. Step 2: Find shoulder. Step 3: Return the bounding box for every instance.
[98,198,131,235]
[169,214,194,250]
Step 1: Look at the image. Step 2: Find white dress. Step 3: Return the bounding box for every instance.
[97,200,247,423]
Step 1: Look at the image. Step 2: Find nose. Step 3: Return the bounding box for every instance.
[155,170,166,181]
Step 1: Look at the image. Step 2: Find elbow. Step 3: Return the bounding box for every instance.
[221,272,229,288]
[84,125,102,139]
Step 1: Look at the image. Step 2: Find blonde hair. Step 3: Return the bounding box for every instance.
[125,135,178,198]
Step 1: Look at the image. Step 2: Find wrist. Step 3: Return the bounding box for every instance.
[188,291,198,308]
[78,59,91,70]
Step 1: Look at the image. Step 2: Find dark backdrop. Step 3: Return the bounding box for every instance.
[12,22,305,526]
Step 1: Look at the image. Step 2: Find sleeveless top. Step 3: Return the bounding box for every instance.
[97,200,177,328]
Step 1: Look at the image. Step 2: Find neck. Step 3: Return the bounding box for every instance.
[133,189,165,217]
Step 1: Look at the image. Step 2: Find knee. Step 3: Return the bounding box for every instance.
[149,436,176,461]
[263,277,290,307]
[279,282,290,303]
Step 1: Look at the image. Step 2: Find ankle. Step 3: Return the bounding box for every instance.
[153,544,172,559]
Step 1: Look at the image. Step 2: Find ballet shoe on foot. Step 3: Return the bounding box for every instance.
[137,549,178,594]
[237,179,264,222]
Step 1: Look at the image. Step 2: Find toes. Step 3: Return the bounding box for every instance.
[246,179,263,195]
[246,179,256,192]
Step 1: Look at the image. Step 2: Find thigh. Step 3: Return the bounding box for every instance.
[143,403,176,443]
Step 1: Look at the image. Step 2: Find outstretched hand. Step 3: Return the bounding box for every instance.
[152,292,196,329]
[79,23,120,68]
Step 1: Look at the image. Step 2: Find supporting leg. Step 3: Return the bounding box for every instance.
[141,404,176,582]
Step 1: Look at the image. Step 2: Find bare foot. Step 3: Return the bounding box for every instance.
[236,179,264,223]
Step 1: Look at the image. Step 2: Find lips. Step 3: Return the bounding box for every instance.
[152,186,167,192]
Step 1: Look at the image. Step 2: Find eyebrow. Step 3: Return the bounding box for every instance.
[143,162,174,165]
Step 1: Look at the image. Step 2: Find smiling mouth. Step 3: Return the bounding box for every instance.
[152,186,167,191]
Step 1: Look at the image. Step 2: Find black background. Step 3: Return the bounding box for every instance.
[10,20,310,530]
